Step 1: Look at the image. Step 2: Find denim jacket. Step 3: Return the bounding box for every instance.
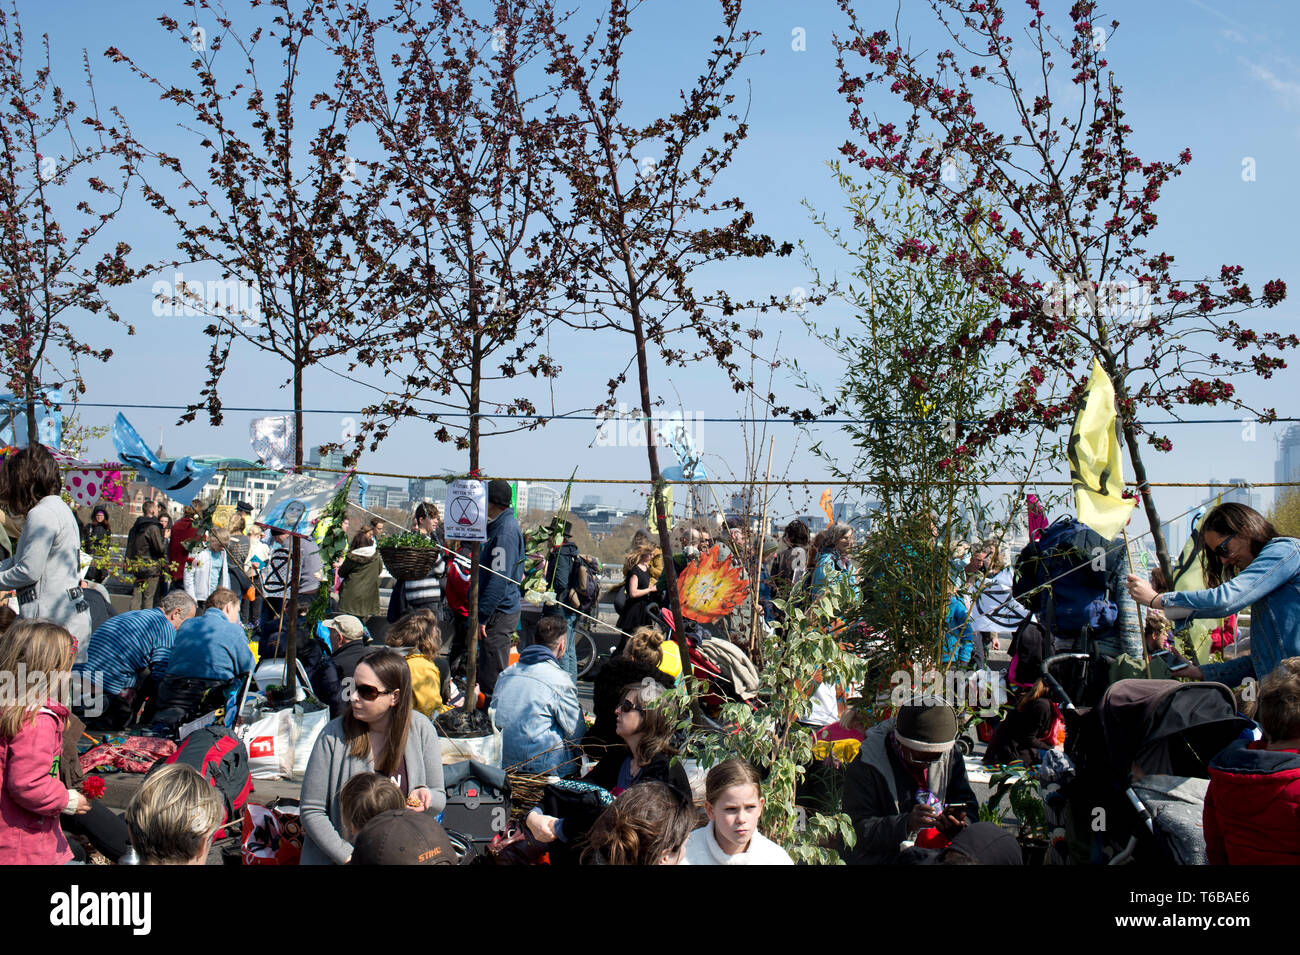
[492,644,584,775]
[1161,537,1300,688]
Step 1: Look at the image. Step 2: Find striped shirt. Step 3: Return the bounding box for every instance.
[74,608,176,696]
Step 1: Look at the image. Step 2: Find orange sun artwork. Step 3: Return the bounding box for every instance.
[676,544,749,623]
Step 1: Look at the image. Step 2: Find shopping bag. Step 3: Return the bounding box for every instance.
[240,801,303,865]
[291,705,330,778]
[239,709,295,779]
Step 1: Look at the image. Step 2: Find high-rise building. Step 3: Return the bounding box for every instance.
[1276,425,1300,492]
[1206,477,1261,514]
[527,484,561,514]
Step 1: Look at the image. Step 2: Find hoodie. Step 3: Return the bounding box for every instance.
[492,643,583,775]
[1204,738,1300,865]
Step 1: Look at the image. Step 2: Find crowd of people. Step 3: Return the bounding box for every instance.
[0,443,1298,866]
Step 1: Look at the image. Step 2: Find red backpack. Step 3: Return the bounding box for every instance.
[146,726,252,839]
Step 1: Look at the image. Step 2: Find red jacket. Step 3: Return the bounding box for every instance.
[1204,738,1300,865]
[169,517,197,582]
[0,701,73,865]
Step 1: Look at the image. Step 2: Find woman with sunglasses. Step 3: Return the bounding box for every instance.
[300,649,446,864]
[1127,502,1300,688]
[526,680,690,860]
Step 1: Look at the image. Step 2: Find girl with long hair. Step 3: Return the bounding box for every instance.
[0,619,91,864]
[299,648,446,864]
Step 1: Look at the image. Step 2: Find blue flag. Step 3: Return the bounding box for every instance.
[0,389,63,448]
[112,413,217,506]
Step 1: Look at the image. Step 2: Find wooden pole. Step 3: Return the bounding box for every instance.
[749,437,775,657]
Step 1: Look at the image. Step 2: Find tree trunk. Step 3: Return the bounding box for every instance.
[462,321,483,714]
[630,308,689,669]
[284,361,305,697]
[1121,418,1173,584]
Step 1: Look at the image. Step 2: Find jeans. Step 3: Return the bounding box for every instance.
[560,608,579,683]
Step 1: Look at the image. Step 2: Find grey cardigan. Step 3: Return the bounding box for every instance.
[299,711,447,865]
[0,495,92,651]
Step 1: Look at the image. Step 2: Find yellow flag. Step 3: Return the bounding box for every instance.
[1067,358,1133,540]
[646,484,674,532]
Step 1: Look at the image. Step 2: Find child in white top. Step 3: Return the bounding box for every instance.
[682,758,793,865]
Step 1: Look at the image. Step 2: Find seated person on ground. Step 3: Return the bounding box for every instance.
[494,615,585,775]
[126,763,225,865]
[153,588,254,728]
[583,782,696,866]
[1204,657,1300,865]
[386,609,451,718]
[583,626,673,757]
[842,697,979,865]
[74,591,197,729]
[338,772,406,841]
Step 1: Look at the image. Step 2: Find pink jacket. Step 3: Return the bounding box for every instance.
[0,701,73,865]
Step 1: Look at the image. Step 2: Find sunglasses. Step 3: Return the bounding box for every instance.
[353,683,396,702]
[1213,534,1236,559]
[616,699,645,715]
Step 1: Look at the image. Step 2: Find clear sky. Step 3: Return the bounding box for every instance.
[17,0,1300,548]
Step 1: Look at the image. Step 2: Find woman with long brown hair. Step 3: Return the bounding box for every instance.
[614,543,660,635]
[1127,502,1300,688]
[299,648,445,864]
[0,444,91,646]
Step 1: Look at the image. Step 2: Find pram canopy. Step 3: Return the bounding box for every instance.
[1097,680,1250,782]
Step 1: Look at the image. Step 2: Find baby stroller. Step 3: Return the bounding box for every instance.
[1041,657,1250,865]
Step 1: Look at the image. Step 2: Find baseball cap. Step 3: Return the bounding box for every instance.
[350,809,456,865]
[324,614,365,642]
[488,479,513,507]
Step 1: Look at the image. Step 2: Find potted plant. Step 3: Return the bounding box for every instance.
[988,763,1051,865]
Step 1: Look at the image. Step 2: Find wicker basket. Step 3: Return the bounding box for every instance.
[379,545,440,581]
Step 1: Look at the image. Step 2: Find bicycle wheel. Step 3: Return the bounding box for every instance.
[574,630,597,678]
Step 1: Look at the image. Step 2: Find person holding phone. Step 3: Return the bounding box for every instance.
[842,698,978,865]
[1127,503,1300,688]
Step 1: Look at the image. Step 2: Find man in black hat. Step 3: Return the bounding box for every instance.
[842,697,979,864]
[476,478,524,703]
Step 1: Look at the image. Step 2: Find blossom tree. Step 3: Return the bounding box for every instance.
[109,0,406,690]
[833,0,1294,578]
[536,0,793,649]
[0,2,138,441]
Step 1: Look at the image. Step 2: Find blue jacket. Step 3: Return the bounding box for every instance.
[811,551,859,602]
[492,644,583,775]
[940,595,975,665]
[1162,537,1300,687]
[479,509,524,618]
[166,608,256,682]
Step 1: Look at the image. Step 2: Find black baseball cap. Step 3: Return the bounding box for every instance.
[349,809,456,865]
[488,479,513,507]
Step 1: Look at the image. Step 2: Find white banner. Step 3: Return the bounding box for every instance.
[444,479,487,542]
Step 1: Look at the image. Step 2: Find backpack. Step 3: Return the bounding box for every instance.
[567,554,602,614]
[1012,515,1119,643]
[147,726,252,839]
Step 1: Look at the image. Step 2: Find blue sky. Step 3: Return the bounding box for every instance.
[16,0,1300,546]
